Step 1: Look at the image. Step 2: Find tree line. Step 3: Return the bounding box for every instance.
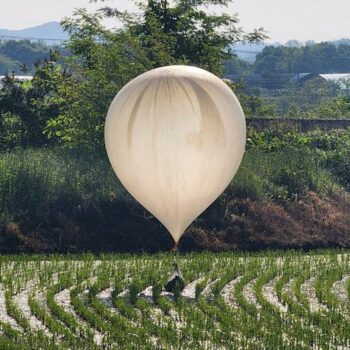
[3,38,350,78]
[253,43,350,75]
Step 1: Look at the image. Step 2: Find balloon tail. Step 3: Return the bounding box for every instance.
[171,242,178,253]
[172,242,179,263]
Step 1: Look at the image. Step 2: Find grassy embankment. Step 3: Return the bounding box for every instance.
[1,127,350,253]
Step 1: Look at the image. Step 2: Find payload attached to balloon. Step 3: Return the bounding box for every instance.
[105,65,246,245]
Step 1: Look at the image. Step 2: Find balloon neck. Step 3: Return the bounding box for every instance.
[172,242,179,253]
[171,242,179,264]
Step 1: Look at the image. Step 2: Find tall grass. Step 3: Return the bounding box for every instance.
[0,147,127,222]
[231,148,338,201]
[0,145,345,252]
[0,146,340,221]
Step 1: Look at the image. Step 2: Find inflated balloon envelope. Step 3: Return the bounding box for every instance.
[105,65,246,247]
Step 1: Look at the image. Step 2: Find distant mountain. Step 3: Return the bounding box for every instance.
[1,21,350,59]
[233,43,265,62]
[233,42,279,63]
[0,22,68,44]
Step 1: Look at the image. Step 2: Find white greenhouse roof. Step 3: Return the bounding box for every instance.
[0,75,33,81]
[320,73,350,89]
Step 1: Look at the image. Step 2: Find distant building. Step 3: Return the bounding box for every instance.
[0,75,33,89]
[319,73,350,89]
[289,73,322,85]
[290,73,350,89]
[225,73,294,90]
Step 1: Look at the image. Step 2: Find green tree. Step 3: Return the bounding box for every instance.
[96,0,265,75]
[44,0,265,146]
[305,96,350,119]
[0,51,73,148]
[277,78,341,116]
[224,57,252,75]
[0,112,26,150]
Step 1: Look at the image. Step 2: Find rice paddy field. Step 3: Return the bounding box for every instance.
[0,250,349,350]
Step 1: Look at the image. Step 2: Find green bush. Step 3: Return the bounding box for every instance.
[0,112,27,150]
[0,147,126,222]
[230,146,338,201]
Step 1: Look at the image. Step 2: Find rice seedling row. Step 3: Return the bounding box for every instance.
[0,251,349,349]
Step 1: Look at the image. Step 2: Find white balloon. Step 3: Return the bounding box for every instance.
[105,65,246,244]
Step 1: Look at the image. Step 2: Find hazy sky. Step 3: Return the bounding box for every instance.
[1,0,349,43]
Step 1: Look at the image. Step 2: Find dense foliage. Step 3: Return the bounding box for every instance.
[0,51,73,149]
[244,76,350,118]
[274,78,345,116]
